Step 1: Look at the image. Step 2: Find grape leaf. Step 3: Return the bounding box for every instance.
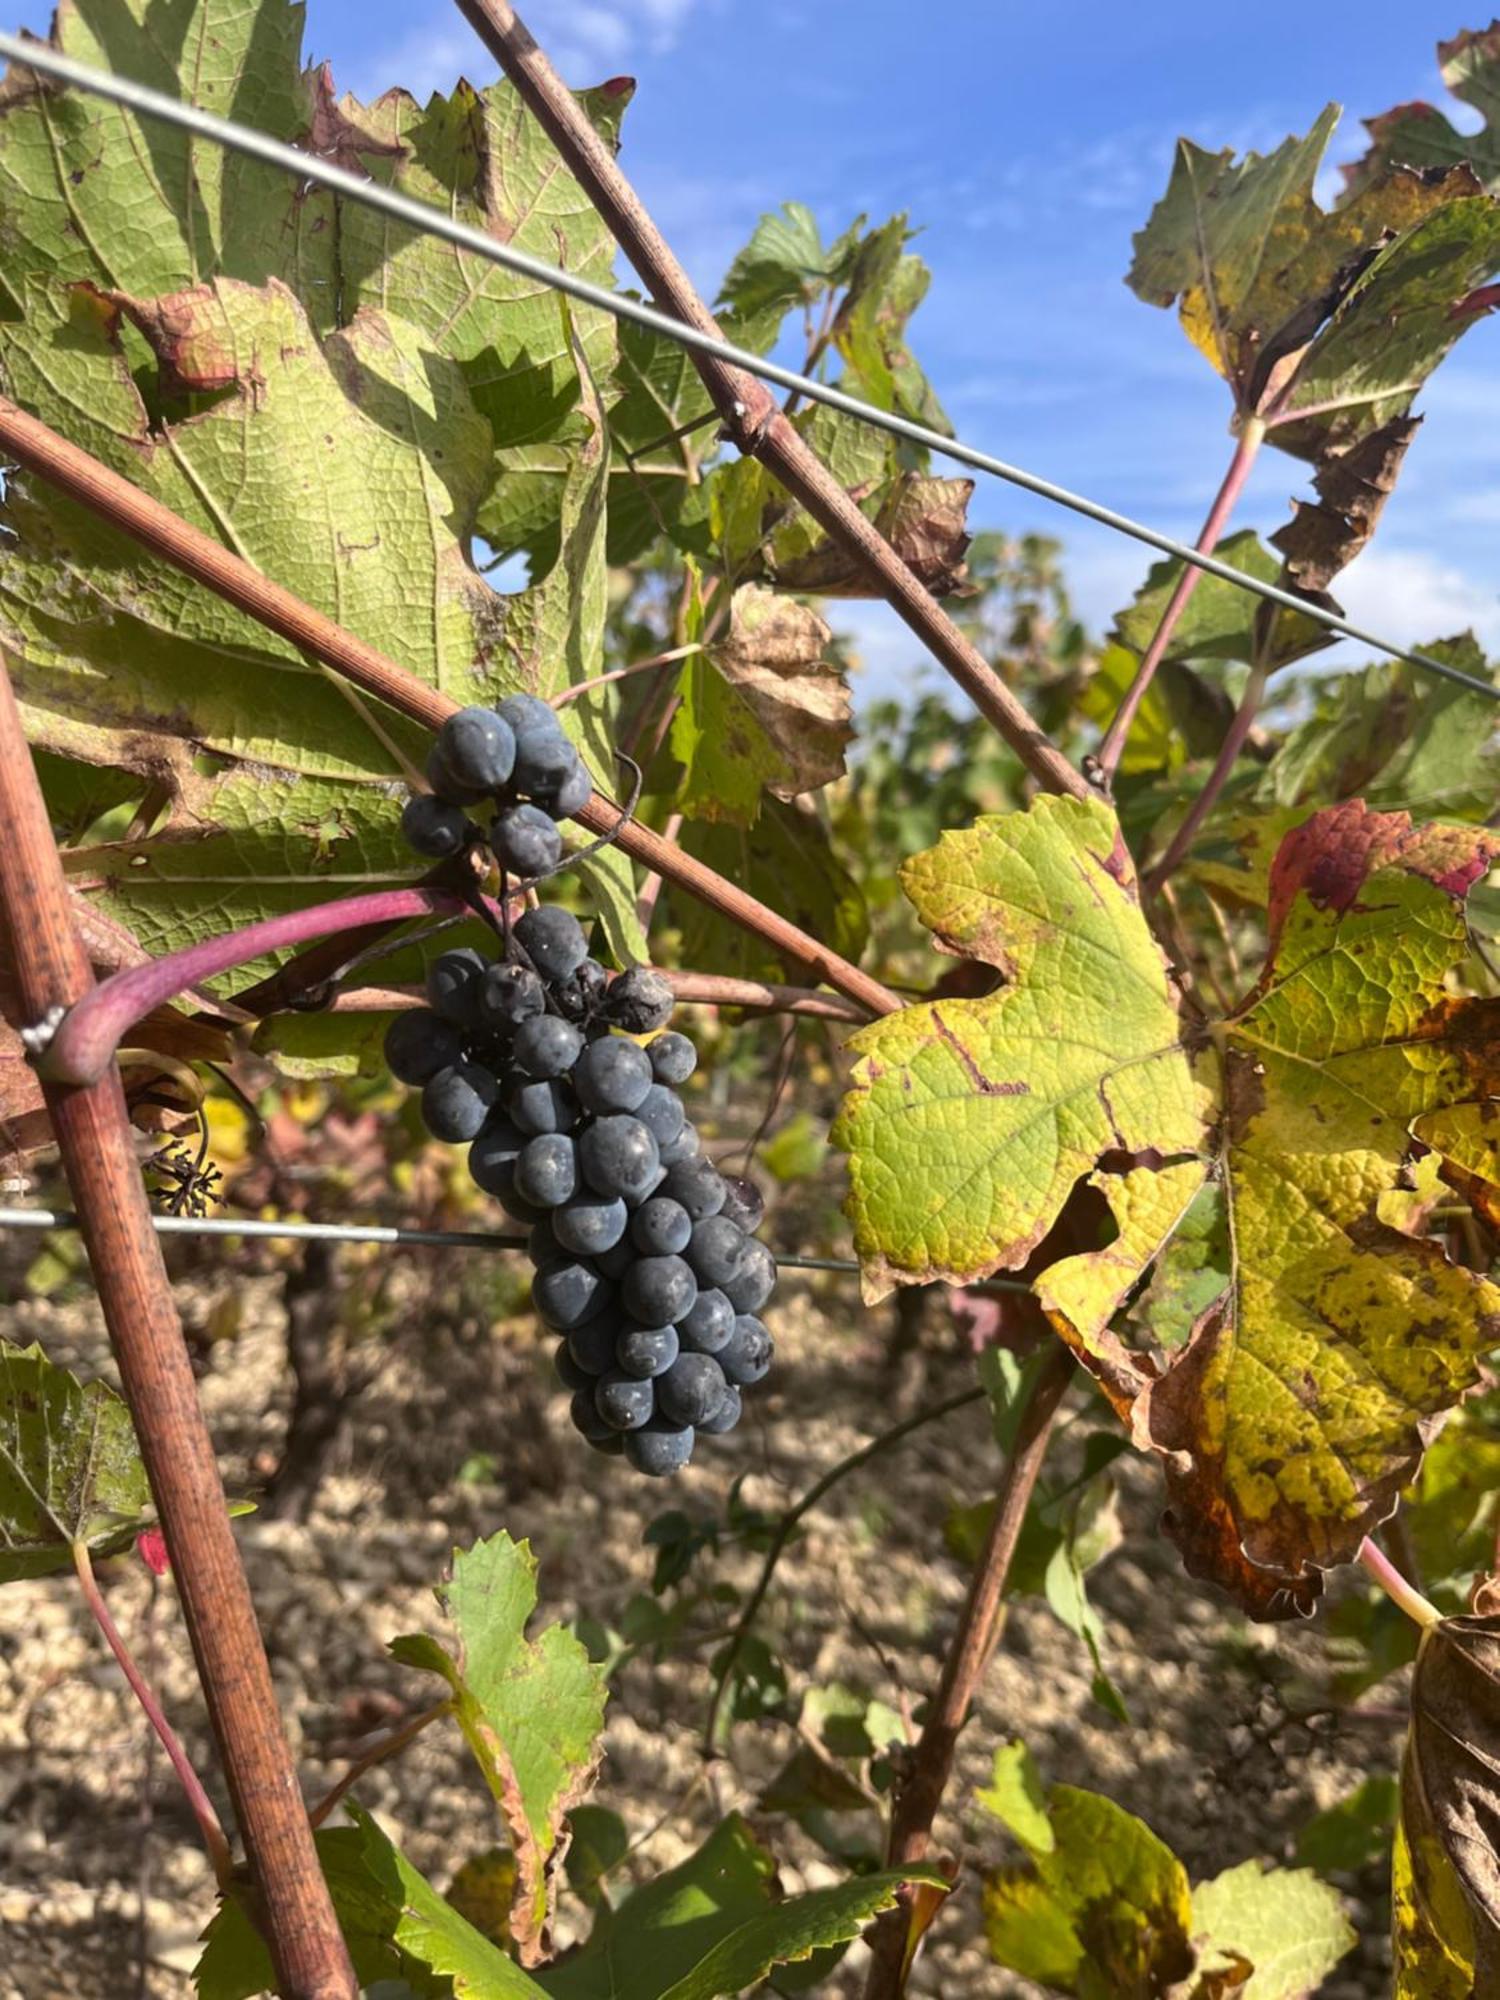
[720,201,862,321]
[0,1343,152,1581]
[1190,1859,1354,1998]
[834,795,1207,1296]
[536,1811,943,2000]
[1259,635,1500,820]
[1395,1615,1500,1996]
[1345,24,1500,200]
[194,1807,545,2000]
[389,1531,606,1963]
[1108,530,1329,675]
[982,1784,1197,1994]
[977,1740,1055,1854]
[838,796,1500,1614]
[672,586,851,825]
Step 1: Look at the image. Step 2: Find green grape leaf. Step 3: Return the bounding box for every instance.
[1190,1859,1355,1998]
[719,201,861,321]
[1127,108,1488,426]
[671,797,868,984]
[536,1812,942,2000]
[977,1740,1055,1855]
[1260,635,1500,820]
[830,216,952,435]
[389,1532,607,1962]
[1395,1615,1500,1996]
[194,1807,545,2000]
[0,1343,153,1581]
[982,1785,1196,1995]
[1404,1415,1500,1608]
[838,796,1500,1615]
[1107,530,1329,675]
[1296,1775,1398,1874]
[1345,24,1500,200]
[0,0,335,309]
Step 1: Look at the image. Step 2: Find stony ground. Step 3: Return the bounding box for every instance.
[0,1228,1402,1999]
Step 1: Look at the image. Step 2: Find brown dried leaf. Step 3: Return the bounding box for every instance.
[708,585,853,801]
[774,474,973,598]
[1271,415,1421,592]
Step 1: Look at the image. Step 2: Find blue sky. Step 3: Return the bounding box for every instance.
[19,1,1500,697]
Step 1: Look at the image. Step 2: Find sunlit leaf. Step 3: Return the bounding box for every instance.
[0,1343,152,1581]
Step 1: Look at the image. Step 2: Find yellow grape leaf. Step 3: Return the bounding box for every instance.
[838,797,1500,1615]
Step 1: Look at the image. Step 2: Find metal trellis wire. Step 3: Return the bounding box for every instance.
[0,30,1495,704]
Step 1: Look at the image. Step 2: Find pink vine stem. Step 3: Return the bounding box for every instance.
[1358,1535,1442,1628]
[38,887,481,1087]
[72,1541,234,1888]
[1096,416,1265,784]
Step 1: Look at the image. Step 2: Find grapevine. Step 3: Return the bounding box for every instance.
[386,698,777,1474]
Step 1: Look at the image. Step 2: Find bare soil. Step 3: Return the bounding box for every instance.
[0,1235,1400,1998]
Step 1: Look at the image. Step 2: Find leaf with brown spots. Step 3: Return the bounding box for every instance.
[1394,1615,1500,1995]
[837,797,1500,1616]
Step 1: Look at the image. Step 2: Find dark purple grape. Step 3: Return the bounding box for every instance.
[624,1419,695,1476]
[401,793,471,858]
[514,905,589,982]
[679,1287,734,1354]
[657,1122,701,1167]
[721,1315,773,1386]
[538,756,593,819]
[515,1132,577,1208]
[616,1323,679,1379]
[426,948,488,1028]
[554,1192,628,1258]
[489,1161,546,1224]
[718,1174,766,1235]
[622,1255,696,1326]
[496,693,557,738]
[579,1116,661,1203]
[570,1388,615,1444]
[425,740,488,805]
[479,962,545,1032]
[384,1009,464,1086]
[529,1216,562,1265]
[596,1236,636,1281]
[552,958,609,1023]
[512,1015,585,1080]
[658,1353,728,1427]
[468,1115,526,1195]
[648,1032,697,1086]
[698,1384,742,1435]
[555,1343,594,1392]
[630,1196,692,1258]
[595,1371,655,1431]
[602,968,675,1034]
[635,1084,685,1149]
[663,1156,725,1219]
[509,1076,575,1137]
[435,707,516,792]
[722,1237,776,1313]
[572,1036,653,1115]
[492,804,564,877]
[513,727,577,799]
[422,1061,499,1142]
[686,1215,747,1289]
[567,1312,622,1375]
[533,1258,613,1332]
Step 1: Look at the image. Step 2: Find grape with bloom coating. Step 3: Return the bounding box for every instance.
[595,1371,655,1431]
[533,1258,612,1332]
[657,1353,728,1427]
[721,1314,773,1386]
[663,1156,725,1219]
[686,1214,748,1289]
[435,706,516,792]
[723,1236,776,1313]
[492,803,563,877]
[648,1031,697,1085]
[630,1196,692,1257]
[573,1036,653,1114]
[401,793,471,858]
[514,905,588,982]
[579,1115,661,1203]
[678,1287,734,1354]
[617,1324,679,1379]
[384,1009,463,1085]
[512,1015,584,1079]
[624,1420,695,1476]
[422,1062,499,1142]
[554,1192,628,1257]
[623,1254,697,1327]
[515,1133,577,1208]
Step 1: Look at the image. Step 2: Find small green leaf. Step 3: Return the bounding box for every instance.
[1345,25,1500,197]
[1296,1776,1398,1874]
[0,1343,152,1581]
[1190,1858,1355,1997]
[390,1533,607,1959]
[982,1785,1195,1995]
[195,1808,545,2000]
[977,1741,1055,1855]
[537,1812,941,2000]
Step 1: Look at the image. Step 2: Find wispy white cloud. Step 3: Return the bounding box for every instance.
[337,0,702,103]
[1333,544,1500,659]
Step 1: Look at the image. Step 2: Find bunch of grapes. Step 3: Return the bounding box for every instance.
[400,694,593,875]
[383,807,776,1475]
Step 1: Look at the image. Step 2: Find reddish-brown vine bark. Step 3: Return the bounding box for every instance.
[450,0,1090,806]
[0,659,355,2000]
[861,1341,1075,1997]
[0,393,899,1021]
